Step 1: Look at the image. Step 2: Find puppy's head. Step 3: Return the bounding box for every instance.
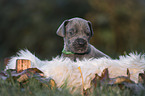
[57,17,94,54]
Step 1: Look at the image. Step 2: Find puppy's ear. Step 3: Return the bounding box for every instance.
[56,20,69,37]
[88,21,94,37]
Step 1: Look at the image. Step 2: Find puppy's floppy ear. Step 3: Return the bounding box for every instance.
[88,21,94,37]
[56,20,69,37]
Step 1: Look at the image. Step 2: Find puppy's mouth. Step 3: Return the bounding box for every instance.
[72,38,88,53]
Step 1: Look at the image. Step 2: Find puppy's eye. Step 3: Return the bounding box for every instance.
[86,32,90,36]
[68,29,75,36]
[69,31,73,35]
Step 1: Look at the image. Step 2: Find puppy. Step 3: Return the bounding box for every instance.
[57,17,110,60]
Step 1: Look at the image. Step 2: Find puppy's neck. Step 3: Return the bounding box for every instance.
[62,45,91,55]
[62,48,74,55]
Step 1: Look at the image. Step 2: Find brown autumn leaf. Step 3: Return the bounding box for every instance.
[138,71,145,84]
[91,68,109,87]
[91,68,135,88]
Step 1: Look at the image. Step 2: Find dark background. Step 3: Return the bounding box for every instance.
[0,0,145,61]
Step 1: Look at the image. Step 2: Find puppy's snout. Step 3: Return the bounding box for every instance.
[72,38,88,53]
[76,38,87,47]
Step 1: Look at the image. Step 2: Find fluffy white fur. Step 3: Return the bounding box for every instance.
[6,50,145,90]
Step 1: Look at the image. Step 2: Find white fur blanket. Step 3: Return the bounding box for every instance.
[5,50,145,90]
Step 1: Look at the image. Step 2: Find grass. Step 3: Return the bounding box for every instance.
[0,77,74,96]
[1,77,144,96]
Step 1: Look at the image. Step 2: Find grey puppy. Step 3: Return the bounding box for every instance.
[57,17,110,61]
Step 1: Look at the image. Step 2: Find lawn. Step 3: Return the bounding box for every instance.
[0,76,144,96]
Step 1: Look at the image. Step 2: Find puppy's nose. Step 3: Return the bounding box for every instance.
[77,38,87,46]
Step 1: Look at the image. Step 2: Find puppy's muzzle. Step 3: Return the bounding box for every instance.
[72,38,88,52]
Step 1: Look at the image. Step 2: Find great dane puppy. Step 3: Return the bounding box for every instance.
[57,17,110,61]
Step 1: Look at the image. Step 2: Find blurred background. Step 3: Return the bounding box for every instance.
[0,0,145,61]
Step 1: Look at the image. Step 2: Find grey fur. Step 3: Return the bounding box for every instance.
[57,17,110,61]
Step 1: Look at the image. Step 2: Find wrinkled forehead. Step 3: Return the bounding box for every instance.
[66,19,89,30]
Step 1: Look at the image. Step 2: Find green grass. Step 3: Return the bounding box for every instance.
[1,77,144,96]
[0,78,74,96]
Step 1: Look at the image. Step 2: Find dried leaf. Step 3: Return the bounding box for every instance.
[138,71,145,84]
[91,68,109,88]
[127,68,130,78]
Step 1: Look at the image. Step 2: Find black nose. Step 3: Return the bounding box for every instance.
[76,38,87,46]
